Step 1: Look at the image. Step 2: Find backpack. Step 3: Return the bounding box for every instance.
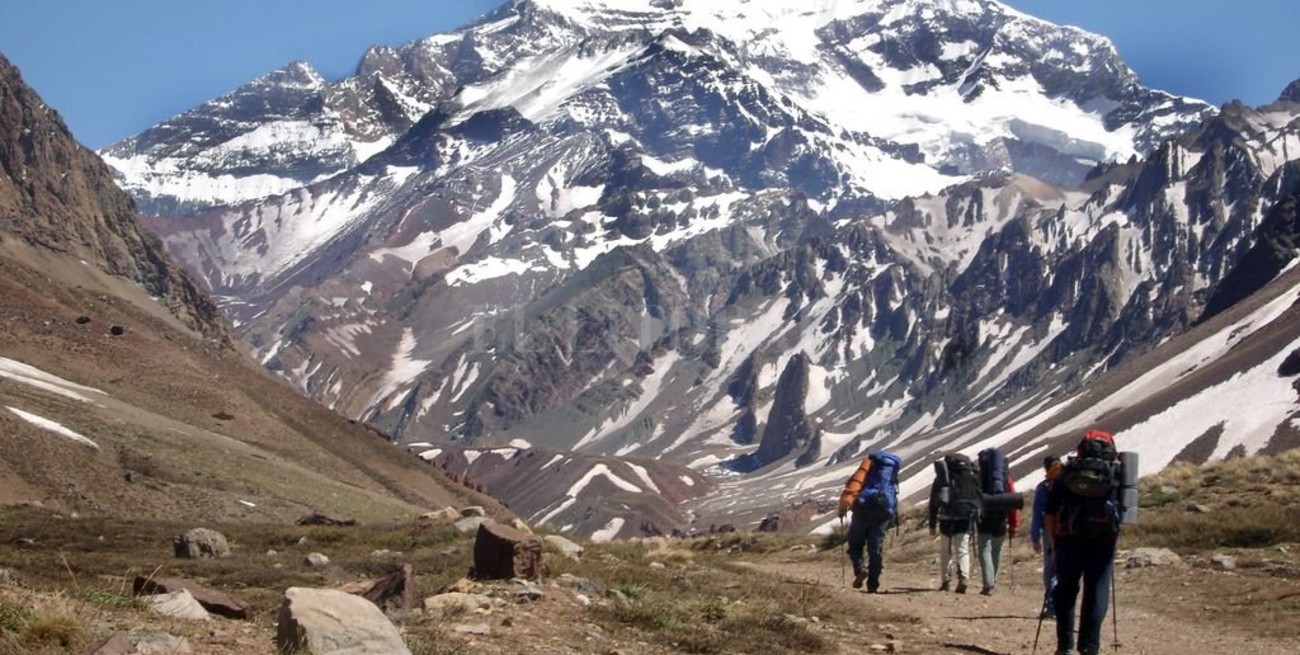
[937,453,981,522]
[977,448,1009,495]
[1057,431,1122,538]
[855,452,901,523]
[1062,430,1119,499]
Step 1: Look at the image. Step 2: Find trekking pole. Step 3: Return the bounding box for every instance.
[1009,538,1016,593]
[839,515,847,586]
[1111,562,1120,653]
[1031,593,1048,655]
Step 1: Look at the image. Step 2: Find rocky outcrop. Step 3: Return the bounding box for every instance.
[472,521,544,581]
[276,587,411,655]
[0,53,228,343]
[172,528,230,559]
[744,352,815,471]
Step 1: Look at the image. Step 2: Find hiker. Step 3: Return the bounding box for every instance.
[837,451,902,593]
[1031,455,1063,617]
[1045,431,1123,655]
[975,448,1021,595]
[929,452,980,593]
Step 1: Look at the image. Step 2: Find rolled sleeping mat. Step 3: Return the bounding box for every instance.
[933,459,951,486]
[1121,487,1140,525]
[981,492,1025,514]
[1119,451,1140,487]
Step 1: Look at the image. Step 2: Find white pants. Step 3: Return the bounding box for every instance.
[940,532,972,583]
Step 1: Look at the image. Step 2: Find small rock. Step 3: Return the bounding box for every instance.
[1187,502,1213,514]
[440,578,480,595]
[0,568,14,586]
[304,553,330,567]
[267,549,278,557]
[515,588,543,603]
[109,325,126,337]
[451,623,491,636]
[460,506,487,517]
[173,528,230,559]
[544,535,584,560]
[501,616,514,628]
[887,640,904,653]
[419,507,460,523]
[870,645,888,653]
[371,549,391,557]
[135,633,192,654]
[648,562,666,569]
[15,537,35,547]
[75,316,92,325]
[1158,485,1179,497]
[81,633,132,655]
[297,536,310,546]
[574,593,592,607]
[1210,554,1237,570]
[1126,547,1182,569]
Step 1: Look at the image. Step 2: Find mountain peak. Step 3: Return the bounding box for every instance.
[1279,78,1300,104]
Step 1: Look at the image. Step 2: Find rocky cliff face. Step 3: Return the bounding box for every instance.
[0,53,227,342]
[92,1,1300,536]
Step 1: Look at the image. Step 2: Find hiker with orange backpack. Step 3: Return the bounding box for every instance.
[837,451,902,593]
[1045,431,1123,655]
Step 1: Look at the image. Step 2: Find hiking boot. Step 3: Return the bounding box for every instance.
[955,580,968,594]
[867,583,880,593]
[939,580,950,592]
[1040,607,1056,619]
[852,570,868,589]
[980,585,994,596]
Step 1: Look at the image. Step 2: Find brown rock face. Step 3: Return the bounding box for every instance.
[0,53,227,342]
[472,521,544,581]
[133,575,250,619]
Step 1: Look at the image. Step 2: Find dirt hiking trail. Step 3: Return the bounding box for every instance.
[749,542,1300,655]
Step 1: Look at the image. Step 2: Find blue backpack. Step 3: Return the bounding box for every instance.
[855,452,902,523]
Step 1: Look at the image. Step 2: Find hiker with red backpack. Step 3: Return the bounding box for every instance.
[1045,430,1127,655]
[976,448,1022,595]
[929,452,980,593]
[837,451,902,593]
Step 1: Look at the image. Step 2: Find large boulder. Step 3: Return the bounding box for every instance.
[472,521,544,581]
[543,535,584,560]
[276,587,411,655]
[133,575,250,619]
[172,528,230,559]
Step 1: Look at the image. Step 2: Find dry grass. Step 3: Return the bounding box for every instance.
[1128,449,1300,551]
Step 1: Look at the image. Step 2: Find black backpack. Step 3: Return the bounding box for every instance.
[939,453,981,521]
[1057,432,1122,538]
[1062,432,1119,499]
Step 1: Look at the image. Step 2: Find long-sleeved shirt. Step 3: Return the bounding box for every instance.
[838,457,873,513]
[1030,479,1051,547]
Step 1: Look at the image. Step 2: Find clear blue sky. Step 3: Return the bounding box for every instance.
[0,0,1295,149]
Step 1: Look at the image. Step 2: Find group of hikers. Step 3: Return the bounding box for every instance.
[836,429,1133,655]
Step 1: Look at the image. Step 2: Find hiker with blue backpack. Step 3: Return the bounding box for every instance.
[1044,430,1137,655]
[976,448,1022,595]
[837,451,902,593]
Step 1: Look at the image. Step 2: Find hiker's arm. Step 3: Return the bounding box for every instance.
[1006,473,1021,536]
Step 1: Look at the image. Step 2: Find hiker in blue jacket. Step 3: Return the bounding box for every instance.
[1031,455,1062,618]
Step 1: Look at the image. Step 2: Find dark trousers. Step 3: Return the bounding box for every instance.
[1052,536,1116,655]
[846,509,888,586]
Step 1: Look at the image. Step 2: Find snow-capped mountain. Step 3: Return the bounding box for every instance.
[107,0,1300,539]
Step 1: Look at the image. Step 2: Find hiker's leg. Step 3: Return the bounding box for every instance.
[955,531,972,583]
[1052,538,1084,653]
[990,534,1004,584]
[1076,539,1116,654]
[1043,544,1057,612]
[866,521,886,590]
[940,534,953,584]
[978,531,995,590]
[846,510,869,576]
